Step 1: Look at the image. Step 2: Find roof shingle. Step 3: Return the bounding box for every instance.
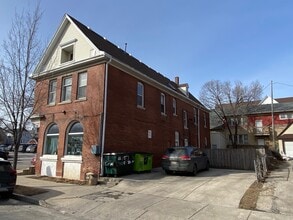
[68,15,205,108]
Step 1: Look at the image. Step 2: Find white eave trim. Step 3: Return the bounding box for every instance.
[32,53,109,80]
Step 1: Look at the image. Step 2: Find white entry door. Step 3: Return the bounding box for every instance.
[284,141,293,157]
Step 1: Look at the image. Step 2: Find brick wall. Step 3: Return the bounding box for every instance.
[104,65,210,167]
[34,64,106,179]
[33,62,210,178]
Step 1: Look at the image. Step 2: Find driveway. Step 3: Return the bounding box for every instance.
[113,168,254,206]
[18,167,292,219]
[43,168,257,219]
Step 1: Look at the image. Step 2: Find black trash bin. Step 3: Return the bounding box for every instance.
[103,152,134,177]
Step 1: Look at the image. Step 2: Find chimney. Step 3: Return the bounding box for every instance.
[175,76,179,85]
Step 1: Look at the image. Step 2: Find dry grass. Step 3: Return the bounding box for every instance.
[239,181,263,210]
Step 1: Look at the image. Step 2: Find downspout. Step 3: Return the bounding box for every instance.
[198,109,200,148]
[100,56,111,176]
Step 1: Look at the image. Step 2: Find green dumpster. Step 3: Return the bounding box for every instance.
[133,152,153,172]
[103,152,134,177]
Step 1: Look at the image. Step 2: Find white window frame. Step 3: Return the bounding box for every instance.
[279,113,293,120]
[60,39,77,64]
[77,72,87,99]
[48,79,57,105]
[61,76,72,102]
[137,82,144,108]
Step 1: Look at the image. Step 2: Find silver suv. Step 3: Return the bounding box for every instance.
[161,146,209,175]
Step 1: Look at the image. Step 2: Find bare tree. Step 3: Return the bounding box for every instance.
[199,80,263,148]
[0,4,43,169]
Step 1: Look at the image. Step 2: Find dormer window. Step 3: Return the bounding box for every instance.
[60,39,77,64]
[61,45,74,63]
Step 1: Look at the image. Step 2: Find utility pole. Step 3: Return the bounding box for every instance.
[271,80,276,150]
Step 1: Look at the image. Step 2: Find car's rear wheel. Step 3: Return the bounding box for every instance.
[1,191,13,199]
[165,170,172,175]
[192,165,197,176]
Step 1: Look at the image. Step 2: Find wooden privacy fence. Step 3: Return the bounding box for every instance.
[204,148,266,170]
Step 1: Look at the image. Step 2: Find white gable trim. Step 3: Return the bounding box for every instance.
[33,14,100,76]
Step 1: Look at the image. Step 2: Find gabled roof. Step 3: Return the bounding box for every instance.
[259,96,278,105]
[66,15,204,108]
[214,97,293,117]
[248,102,293,115]
[275,97,293,103]
[35,14,206,109]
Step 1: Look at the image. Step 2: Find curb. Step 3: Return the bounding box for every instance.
[11,193,50,208]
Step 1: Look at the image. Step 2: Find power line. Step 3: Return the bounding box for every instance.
[274,82,293,88]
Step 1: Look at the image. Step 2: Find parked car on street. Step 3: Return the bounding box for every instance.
[0,159,17,198]
[6,145,13,151]
[161,146,209,175]
[0,145,9,152]
[18,144,30,153]
[25,144,37,153]
[0,150,8,160]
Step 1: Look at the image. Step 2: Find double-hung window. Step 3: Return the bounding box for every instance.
[183,110,188,129]
[137,82,144,107]
[172,98,177,115]
[61,76,72,102]
[77,72,87,99]
[160,93,166,114]
[48,79,57,105]
[194,108,198,125]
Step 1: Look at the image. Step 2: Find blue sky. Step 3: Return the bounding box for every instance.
[1,0,293,99]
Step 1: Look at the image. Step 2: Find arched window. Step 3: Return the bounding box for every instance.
[66,122,83,155]
[44,124,59,155]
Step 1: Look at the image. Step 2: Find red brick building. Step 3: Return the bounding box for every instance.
[32,14,210,180]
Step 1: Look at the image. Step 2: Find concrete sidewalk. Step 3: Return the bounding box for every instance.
[256,160,293,215]
[13,166,293,220]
